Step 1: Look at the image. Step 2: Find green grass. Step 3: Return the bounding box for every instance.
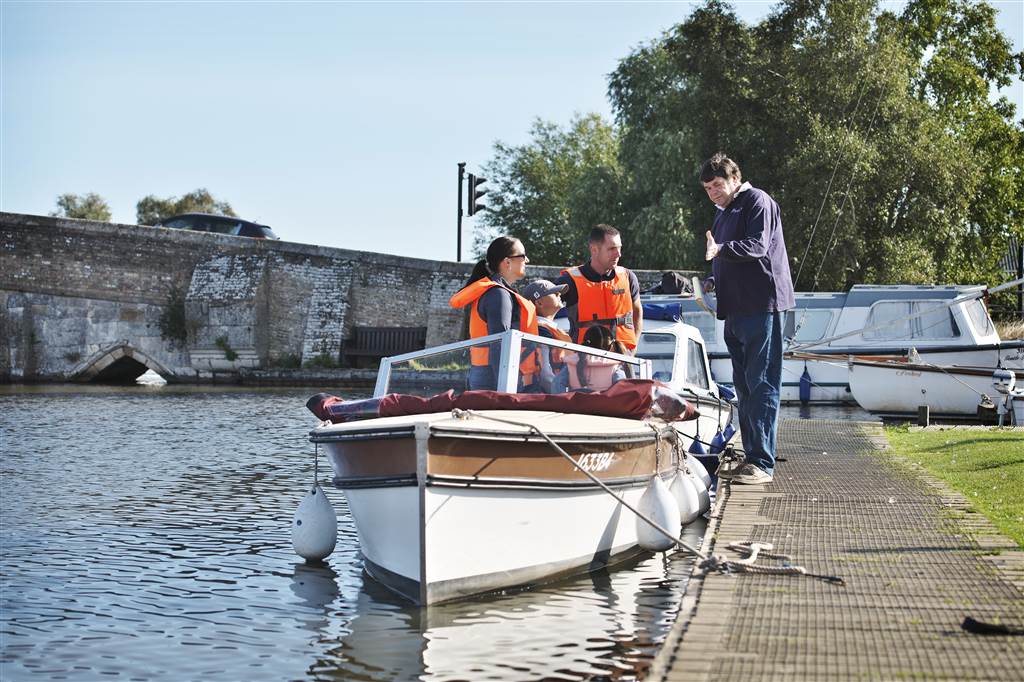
[885,425,1024,547]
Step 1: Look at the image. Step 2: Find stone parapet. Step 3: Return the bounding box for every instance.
[1,211,692,383]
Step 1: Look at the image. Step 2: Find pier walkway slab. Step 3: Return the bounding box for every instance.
[650,419,1024,681]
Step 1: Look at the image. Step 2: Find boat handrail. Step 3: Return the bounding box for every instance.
[374,330,652,397]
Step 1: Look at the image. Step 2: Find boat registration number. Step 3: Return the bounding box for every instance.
[576,452,614,472]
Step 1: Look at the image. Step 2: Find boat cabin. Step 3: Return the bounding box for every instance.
[642,283,1018,403]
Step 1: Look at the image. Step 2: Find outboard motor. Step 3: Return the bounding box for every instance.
[992,368,1022,426]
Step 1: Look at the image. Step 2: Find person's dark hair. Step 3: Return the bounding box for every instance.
[465,236,521,286]
[699,152,742,184]
[576,325,633,386]
[582,325,614,350]
[588,224,620,245]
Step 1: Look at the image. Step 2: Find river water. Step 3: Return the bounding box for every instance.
[1,383,715,682]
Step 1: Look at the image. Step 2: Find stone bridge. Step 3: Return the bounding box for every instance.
[1,212,669,383]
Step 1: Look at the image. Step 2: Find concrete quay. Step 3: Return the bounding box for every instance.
[650,418,1024,681]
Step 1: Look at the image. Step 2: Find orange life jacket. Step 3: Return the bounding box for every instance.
[449,278,539,373]
[537,317,572,365]
[564,266,637,350]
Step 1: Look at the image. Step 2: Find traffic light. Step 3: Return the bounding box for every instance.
[467,173,487,216]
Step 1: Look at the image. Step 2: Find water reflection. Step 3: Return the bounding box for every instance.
[314,519,706,682]
[1,386,704,681]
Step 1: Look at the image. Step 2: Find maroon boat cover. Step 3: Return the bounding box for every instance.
[308,380,696,424]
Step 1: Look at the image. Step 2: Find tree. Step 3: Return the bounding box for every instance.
[50,193,111,222]
[481,0,1023,289]
[605,0,1024,289]
[475,113,625,266]
[136,188,236,225]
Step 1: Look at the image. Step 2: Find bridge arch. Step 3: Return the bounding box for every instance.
[70,342,175,383]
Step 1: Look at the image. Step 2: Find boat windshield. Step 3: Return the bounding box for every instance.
[375,330,650,398]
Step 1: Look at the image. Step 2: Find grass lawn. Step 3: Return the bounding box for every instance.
[885,425,1024,547]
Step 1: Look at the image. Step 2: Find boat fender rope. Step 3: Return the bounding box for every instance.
[451,408,706,558]
[447,410,845,585]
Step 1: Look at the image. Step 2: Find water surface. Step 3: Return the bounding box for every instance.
[1,384,705,681]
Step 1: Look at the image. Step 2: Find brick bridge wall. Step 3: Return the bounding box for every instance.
[0,212,687,382]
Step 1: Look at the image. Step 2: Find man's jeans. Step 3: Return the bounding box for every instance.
[723,312,783,476]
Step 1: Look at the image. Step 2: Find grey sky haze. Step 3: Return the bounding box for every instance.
[2,1,1021,263]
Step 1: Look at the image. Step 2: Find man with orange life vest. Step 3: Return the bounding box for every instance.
[554,224,643,353]
[521,278,571,393]
[449,236,539,391]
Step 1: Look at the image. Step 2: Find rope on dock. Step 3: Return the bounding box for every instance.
[448,409,846,585]
[700,541,845,585]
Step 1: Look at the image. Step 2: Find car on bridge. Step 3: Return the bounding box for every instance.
[155,213,279,239]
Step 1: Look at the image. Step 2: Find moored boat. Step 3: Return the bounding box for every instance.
[847,356,1024,419]
[306,326,729,605]
[642,282,1024,404]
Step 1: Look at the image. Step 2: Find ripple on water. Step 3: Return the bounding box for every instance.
[2,387,704,681]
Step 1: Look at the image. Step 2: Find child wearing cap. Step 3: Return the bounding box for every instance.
[521,279,572,393]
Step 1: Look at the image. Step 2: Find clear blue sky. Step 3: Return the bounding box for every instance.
[2,1,1021,263]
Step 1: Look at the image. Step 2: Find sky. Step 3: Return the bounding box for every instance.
[2,1,1022,264]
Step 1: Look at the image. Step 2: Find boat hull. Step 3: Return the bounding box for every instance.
[711,343,1024,405]
[848,360,1023,416]
[311,410,690,604]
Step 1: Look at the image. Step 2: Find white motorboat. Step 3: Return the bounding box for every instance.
[306,325,731,605]
[847,356,1024,420]
[642,283,1024,404]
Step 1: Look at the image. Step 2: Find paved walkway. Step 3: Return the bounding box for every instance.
[650,419,1024,681]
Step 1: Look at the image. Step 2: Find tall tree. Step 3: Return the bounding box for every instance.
[480,0,1023,292]
[606,0,1023,289]
[475,114,624,266]
[50,193,111,222]
[136,188,236,226]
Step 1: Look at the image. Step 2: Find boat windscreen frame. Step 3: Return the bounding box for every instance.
[374,330,651,398]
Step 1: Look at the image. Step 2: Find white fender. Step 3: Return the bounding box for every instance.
[636,475,681,552]
[669,471,701,525]
[292,484,337,561]
[686,453,712,489]
[684,465,712,515]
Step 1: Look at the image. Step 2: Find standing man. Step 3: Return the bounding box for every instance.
[555,224,643,353]
[702,152,794,485]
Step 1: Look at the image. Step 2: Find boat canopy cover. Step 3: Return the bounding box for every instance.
[308,379,696,424]
[642,301,693,322]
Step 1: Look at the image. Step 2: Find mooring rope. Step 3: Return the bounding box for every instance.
[448,409,844,585]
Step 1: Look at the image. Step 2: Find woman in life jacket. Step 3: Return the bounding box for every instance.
[449,236,538,391]
[566,325,633,392]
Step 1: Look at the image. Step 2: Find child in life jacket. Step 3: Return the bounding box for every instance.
[521,278,572,393]
[566,325,633,392]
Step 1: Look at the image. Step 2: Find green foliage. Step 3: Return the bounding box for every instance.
[136,188,237,225]
[158,286,192,348]
[271,353,302,369]
[480,0,1024,289]
[885,425,1024,547]
[214,335,239,362]
[50,193,112,222]
[476,113,625,266]
[303,353,341,369]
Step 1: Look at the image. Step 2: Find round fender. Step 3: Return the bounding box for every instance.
[670,472,701,525]
[292,484,338,561]
[636,475,681,552]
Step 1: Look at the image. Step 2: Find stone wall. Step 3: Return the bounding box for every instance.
[1,212,686,382]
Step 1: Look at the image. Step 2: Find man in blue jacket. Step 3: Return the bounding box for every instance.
[701,153,795,484]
